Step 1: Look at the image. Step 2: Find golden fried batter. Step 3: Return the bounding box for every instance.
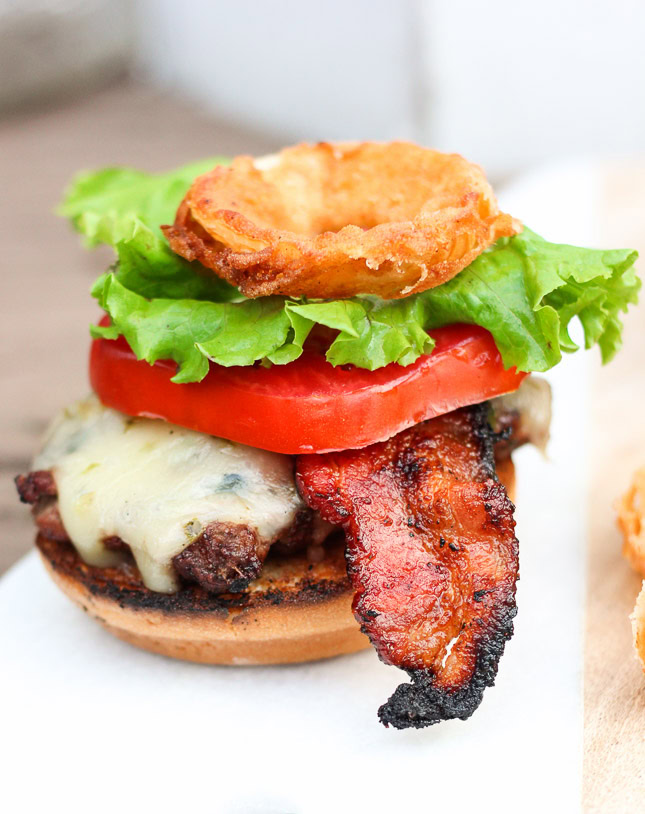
[617,470,645,672]
[163,142,520,300]
[617,467,645,577]
[632,582,645,672]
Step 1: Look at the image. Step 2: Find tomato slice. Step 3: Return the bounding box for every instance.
[89,321,526,455]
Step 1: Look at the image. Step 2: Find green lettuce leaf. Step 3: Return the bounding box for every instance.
[62,163,640,382]
[105,218,240,303]
[92,274,310,383]
[418,228,640,369]
[287,297,434,369]
[59,158,227,244]
[61,160,240,304]
[90,227,638,382]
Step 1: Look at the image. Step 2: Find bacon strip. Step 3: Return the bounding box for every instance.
[296,405,519,729]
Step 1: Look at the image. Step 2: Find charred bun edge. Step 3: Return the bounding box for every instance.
[35,533,368,665]
[36,533,351,616]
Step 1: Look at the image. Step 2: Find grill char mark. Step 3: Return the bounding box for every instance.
[36,533,350,615]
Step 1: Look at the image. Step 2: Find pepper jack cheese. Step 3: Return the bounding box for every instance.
[33,396,306,592]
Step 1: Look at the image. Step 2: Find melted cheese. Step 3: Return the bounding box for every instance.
[34,397,305,593]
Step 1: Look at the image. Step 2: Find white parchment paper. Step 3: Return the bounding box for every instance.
[1,164,595,814]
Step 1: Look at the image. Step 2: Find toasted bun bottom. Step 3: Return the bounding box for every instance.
[37,534,366,665]
[36,460,515,665]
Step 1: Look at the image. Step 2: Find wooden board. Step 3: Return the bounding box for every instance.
[583,164,645,811]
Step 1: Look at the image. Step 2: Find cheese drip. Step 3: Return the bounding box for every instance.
[34,397,305,593]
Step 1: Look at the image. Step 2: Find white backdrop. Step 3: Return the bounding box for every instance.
[134,0,645,176]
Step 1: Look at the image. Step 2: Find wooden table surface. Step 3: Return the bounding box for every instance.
[0,81,278,574]
[1,82,643,810]
[584,166,645,811]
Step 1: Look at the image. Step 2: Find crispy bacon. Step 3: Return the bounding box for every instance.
[296,404,519,729]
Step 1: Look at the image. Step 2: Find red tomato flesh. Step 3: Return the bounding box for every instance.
[89,322,526,455]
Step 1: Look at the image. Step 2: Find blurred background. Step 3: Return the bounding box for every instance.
[2,0,645,574]
[3,0,645,175]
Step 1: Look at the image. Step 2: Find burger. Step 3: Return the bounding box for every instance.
[15,142,639,729]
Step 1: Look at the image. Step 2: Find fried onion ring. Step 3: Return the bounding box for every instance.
[631,582,645,672]
[162,142,520,300]
[616,472,645,672]
[617,467,645,577]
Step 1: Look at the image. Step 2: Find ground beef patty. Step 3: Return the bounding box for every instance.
[16,470,322,594]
